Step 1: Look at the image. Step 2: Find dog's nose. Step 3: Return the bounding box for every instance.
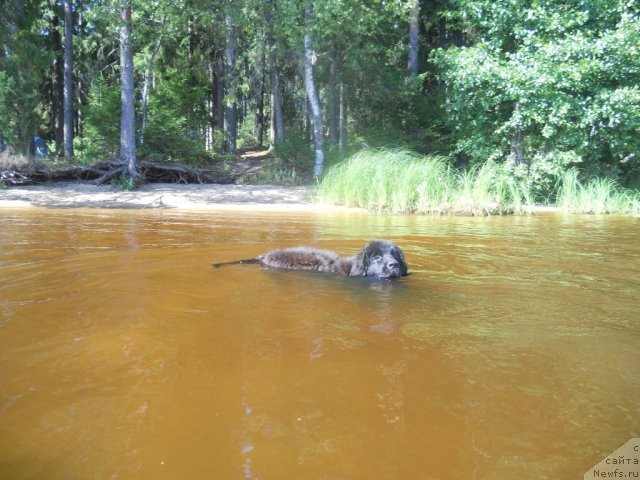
[386,260,398,269]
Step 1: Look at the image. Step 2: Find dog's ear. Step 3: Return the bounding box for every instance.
[349,244,371,276]
[394,247,409,276]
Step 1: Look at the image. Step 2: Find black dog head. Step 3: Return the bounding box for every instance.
[350,240,408,278]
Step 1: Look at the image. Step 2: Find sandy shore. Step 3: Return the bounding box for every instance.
[0,182,565,214]
[0,182,354,212]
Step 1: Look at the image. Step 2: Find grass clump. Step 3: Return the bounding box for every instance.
[317,148,533,215]
[111,173,137,191]
[556,168,640,214]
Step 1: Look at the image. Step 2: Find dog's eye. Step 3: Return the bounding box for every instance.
[372,255,382,262]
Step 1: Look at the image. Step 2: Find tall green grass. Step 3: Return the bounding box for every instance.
[317,149,533,215]
[556,168,640,214]
[317,149,640,215]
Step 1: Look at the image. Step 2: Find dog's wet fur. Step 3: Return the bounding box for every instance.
[212,240,408,279]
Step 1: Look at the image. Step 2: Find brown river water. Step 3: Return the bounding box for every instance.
[0,208,638,479]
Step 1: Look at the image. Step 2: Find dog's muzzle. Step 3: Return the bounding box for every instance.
[382,260,401,278]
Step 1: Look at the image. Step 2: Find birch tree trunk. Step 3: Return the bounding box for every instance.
[224,13,237,154]
[75,4,83,139]
[63,0,74,159]
[407,0,420,80]
[119,0,137,177]
[270,60,285,145]
[205,61,214,150]
[303,1,324,177]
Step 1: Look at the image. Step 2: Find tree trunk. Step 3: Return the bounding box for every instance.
[339,81,346,154]
[407,0,420,79]
[438,16,447,48]
[255,32,266,148]
[215,56,225,135]
[224,13,237,154]
[51,13,64,156]
[451,26,464,47]
[511,131,526,165]
[303,1,324,177]
[266,0,284,146]
[119,0,137,177]
[75,2,84,139]
[270,62,285,145]
[63,0,74,159]
[301,89,310,145]
[327,57,338,145]
[205,61,214,150]
[139,19,164,146]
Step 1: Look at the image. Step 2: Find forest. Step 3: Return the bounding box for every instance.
[1,0,639,211]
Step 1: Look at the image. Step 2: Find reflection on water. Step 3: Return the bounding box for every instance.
[0,208,639,479]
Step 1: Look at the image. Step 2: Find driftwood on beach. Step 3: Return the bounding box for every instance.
[0,159,239,186]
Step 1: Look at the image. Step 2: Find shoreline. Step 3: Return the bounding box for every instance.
[0,181,567,215]
[0,182,362,212]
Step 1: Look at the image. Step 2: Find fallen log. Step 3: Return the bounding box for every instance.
[49,165,106,181]
[138,160,200,184]
[1,168,50,186]
[1,160,239,186]
[93,165,127,185]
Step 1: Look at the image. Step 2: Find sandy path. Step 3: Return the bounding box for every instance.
[0,182,351,212]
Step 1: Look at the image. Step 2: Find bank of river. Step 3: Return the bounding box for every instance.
[1,182,562,214]
[0,182,332,211]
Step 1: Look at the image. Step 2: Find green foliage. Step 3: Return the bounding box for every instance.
[137,60,211,164]
[0,9,50,153]
[2,0,638,203]
[78,78,121,163]
[556,168,640,214]
[432,1,640,183]
[244,162,302,186]
[80,67,213,165]
[140,105,209,165]
[0,71,16,140]
[318,148,534,215]
[320,148,640,215]
[236,116,259,150]
[111,172,137,191]
[351,123,410,149]
[270,130,314,167]
[502,151,581,202]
